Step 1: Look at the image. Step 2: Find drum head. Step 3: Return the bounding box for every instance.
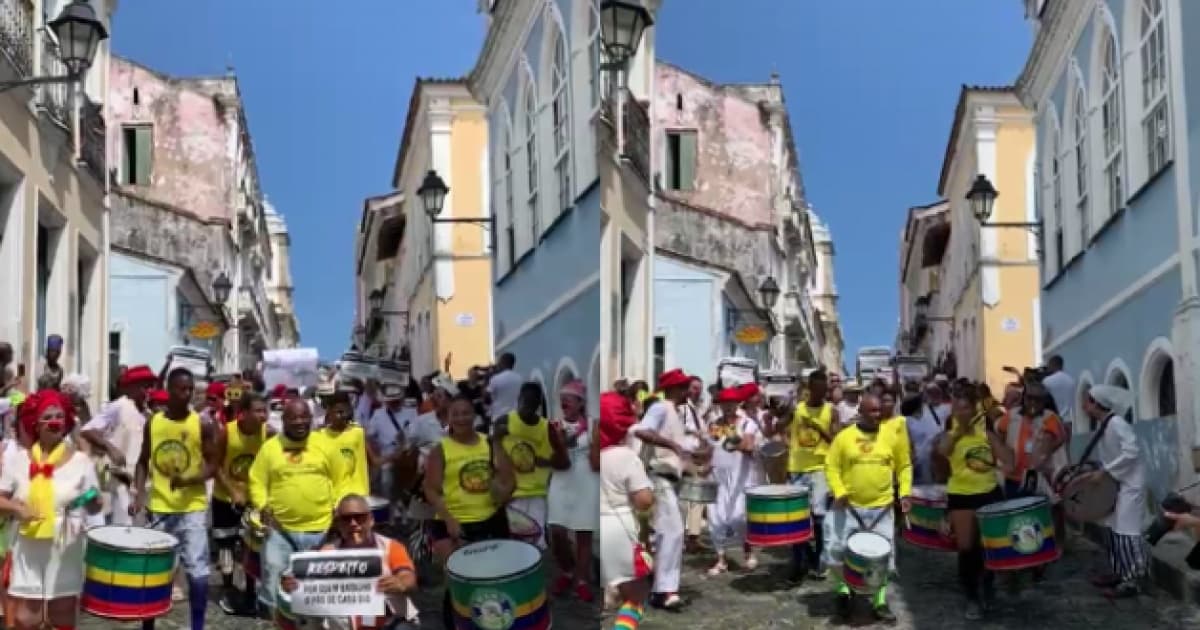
[977,495,1045,516]
[88,526,178,550]
[447,540,540,580]
[367,496,390,509]
[847,532,891,558]
[747,484,807,498]
[911,485,947,500]
[759,442,787,456]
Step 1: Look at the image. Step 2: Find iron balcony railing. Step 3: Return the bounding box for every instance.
[0,0,32,78]
[38,33,68,125]
[621,88,650,181]
[79,97,106,181]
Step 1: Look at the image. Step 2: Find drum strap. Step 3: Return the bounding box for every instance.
[848,504,892,533]
[1075,415,1113,467]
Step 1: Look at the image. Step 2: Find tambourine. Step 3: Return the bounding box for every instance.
[722,435,743,452]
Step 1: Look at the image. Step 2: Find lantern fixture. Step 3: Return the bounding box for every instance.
[599,0,653,70]
[211,272,232,304]
[758,277,781,310]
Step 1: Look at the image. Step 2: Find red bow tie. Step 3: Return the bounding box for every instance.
[29,462,54,479]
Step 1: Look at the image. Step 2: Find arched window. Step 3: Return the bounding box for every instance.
[504,125,515,270]
[1107,366,1133,422]
[1140,0,1170,176]
[1050,122,1064,272]
[1072,86,1089,247]
[551,30,571,214]
[1100,31,1123,216]
[1158,359,1176,416]
[1140,339,1177,419]
[524,82,539,240]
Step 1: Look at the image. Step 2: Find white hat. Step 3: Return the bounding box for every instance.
[432,373,459,396]
[1088,384,1133,416]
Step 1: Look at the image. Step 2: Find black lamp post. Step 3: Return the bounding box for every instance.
[968,174,1041,236]
[212,272,232,304]
[0,1,108,92]
[599,0,653,70]
[419,169,494,230]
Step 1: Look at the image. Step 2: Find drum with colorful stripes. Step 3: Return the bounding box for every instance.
[82,526,178,620]
[446,539,550,630]
[745,484,812,546]
[274,584,317,629]
[843,532,891,593]
[902,485,955,551]
[977,496,1061,571]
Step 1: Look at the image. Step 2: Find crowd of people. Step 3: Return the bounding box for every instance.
[0,342,601,630]
[596,359,1200,629]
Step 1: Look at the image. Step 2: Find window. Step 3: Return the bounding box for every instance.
[1051,125,1064,272]
[504,127,515,269]
[664,130,697,191]
[1072,87,1089,247]
[523,83,539,240]
[121,125,152,186]
[1100,32,1123,216]
[551,32,571,213]
[588,0,600,110]
[1140,0,1170,176]
[1159,359,1176,416]
[653,336,666,383]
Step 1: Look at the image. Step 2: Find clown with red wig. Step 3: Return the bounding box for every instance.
[704,385,765,575]
[0,389,102,629]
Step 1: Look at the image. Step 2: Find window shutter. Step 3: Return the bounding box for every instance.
[664,133,677,188]
[679,132,697,190]
[134,127,153,185]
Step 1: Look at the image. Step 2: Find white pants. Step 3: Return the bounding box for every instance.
[708,467,749,551]
[651,476,683,593]
[510,496,548,549]
[107,484,133,526]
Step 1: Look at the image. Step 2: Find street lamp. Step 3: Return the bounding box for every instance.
[968,174,1041,234]
[368,288,385,313]
[758,276,781,310]
[599,0,653,70]
[0,1,108,93]
[212,272,232,304]
[419,169,495,231]
[352,325,367,350]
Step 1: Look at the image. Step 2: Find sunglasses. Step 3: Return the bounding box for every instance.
[336,512,370,525]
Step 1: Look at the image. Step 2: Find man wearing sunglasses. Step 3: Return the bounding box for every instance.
[282,494,420,629]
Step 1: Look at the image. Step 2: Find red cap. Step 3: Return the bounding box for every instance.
[657,369,690,390]
[148,389,169,405]
[119,365,157,387]
[738,383,761,399]
[206,381,226,398]
[271,384,288,399]
[716,387,743,403]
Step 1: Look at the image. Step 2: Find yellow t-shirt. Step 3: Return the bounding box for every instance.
[502,412,553,499]
[824,423,913,509]
[248,434,347,532]
[946,418,999,496]
[214,420,267,503]
[788,402,834,473]
[320,423,370,498]
[441,434,497,524]
[882,415,911,460]
[147,412,208,514]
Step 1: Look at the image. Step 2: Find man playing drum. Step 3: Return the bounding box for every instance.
[765,369,839,583]
[79,364,157,525]
[248,398,348,614]
[213,391,272,614]
[1079,384,1148,598]
[823,393,911,623]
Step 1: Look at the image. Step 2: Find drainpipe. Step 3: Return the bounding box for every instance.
[645,43,656,384]
[100,79,111,408]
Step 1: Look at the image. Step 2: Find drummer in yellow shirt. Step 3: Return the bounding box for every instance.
[317,390,373,498]
[496,382,570,549]
[765,369,839,583]
[823,393,912,624]
[248,398,348,613]
[936,387,1013,621]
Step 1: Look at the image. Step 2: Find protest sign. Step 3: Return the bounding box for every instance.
[288,548,385,617]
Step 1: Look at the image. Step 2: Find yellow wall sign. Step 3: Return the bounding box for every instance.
[189,321,220,340]
[734,325,769,345]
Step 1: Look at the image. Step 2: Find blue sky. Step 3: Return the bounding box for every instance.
[115,1,1030,366]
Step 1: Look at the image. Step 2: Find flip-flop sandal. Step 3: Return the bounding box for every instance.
[707,562,728,576]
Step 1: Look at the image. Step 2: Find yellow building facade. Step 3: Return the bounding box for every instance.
[932,87,1039,393]
[389,79,493,377]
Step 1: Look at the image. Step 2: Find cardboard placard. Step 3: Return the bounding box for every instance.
[288,548,385,617]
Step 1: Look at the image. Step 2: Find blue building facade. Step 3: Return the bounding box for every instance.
[470,0,602,414]
[1018,0,1198,489]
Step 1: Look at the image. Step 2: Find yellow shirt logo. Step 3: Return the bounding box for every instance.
[509,441,536,474]
[458,459,493,493]
[964,445,996,473]
[153,440,191,477]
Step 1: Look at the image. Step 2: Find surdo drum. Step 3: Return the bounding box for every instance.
[745,484,812,547]
[82,526,178,620]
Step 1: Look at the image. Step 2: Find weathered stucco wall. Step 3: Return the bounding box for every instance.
[108,57,234,222]
[655,196,776,287]
[110,191,233,295]
[654,63,776,227]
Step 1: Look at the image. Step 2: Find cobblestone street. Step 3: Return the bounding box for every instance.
[619,531,1200,630]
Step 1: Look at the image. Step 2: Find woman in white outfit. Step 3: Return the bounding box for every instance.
[706,386,762,574]
[547,380,599,601]
[598,392,655,630]
[0,390,103,630]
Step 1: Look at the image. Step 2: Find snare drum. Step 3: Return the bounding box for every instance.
[274,583,316,630]
[757,441,789,484]
[241,509,266,553]
[446,540,550,630]
[677,477,718,503]
[82,526,178,620]
[902,485,954,551]
[843,532,892,593]
[507,507,543,545]
[367,495,391,525]
[977,496,1062,571]
[745,484,812,547]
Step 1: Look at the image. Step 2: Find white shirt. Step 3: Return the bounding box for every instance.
[600,446,652,514]
[486,369,522,419]
[1095,413,1145,535]
[1042,370,1076,425]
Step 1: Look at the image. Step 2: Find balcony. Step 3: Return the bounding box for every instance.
[602,87,651,182]
[0,0,32,78]
[38,34,68,126]
[79,97,105,181]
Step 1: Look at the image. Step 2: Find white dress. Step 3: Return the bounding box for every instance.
[1,448,100,599]
[599,446,652,588]
[707,413,762,549]
[548,418,599,531]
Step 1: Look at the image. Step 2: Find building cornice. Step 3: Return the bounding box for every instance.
[391,79,471,189]
[467,0,538,106]
[1016,0,1090,109]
